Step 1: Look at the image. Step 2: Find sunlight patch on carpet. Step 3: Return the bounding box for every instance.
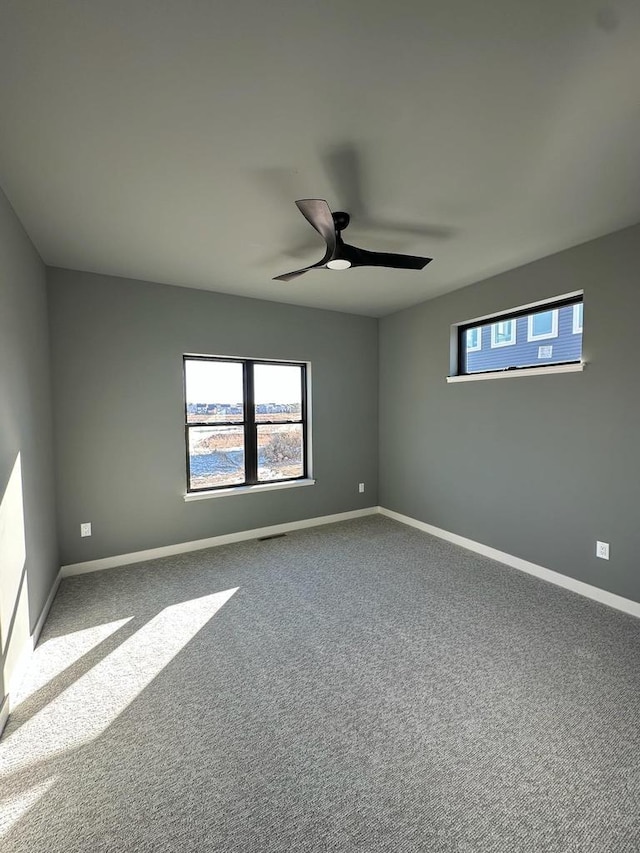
[0,588,238,775]
[0,776,57,838]
[12,618,133,708]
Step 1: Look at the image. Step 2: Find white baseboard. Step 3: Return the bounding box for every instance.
[1,569,62,738]
[61,507,379,577]
[0,694,9,738]
[379,507,640,619]
[33,572,62,647]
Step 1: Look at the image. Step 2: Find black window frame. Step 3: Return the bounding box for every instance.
[456,294,583,377]
[183,355,308,493]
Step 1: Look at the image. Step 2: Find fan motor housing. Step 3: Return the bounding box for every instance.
[332,211,350,232]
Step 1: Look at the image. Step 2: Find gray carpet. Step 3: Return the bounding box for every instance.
[1,515,639,852]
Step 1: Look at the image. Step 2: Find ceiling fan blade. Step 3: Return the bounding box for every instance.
[274,200,338,282]
[273,251,332,282]
[273,265,316,283]
[342,243,432,270]
[295,199,337,256]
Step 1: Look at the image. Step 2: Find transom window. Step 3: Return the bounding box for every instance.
[184,356,308,492]
[457,294,583,376]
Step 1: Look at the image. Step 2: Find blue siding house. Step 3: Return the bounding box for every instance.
[465,303,582,373]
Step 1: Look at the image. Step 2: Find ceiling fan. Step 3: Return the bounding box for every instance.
[273,199,433,282]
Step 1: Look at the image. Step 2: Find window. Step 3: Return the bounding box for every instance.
[184,356,308,493]
[572,303,583,334]
[527,309,558,341]
[491,319,516,348]
[466,327,482,352]
[456,294,583,377]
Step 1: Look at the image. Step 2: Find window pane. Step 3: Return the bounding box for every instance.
[532,311,553,337]
[464,302,582,374]
[493,320,514,345]
[254,363,303,423]
[185,360,244,424]
[466,327,480,350]
[257,424,304,482]
[188,426,245,489]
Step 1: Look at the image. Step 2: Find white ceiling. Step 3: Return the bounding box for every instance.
[1,1,639,317]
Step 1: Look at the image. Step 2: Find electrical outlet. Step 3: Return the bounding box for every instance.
[81,522,92,538]
[358,483,365,493]
[596,540,609,560]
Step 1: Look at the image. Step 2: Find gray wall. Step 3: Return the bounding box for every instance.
[48,268,378,565]
[0,187,58,710]
[379,223,640,603]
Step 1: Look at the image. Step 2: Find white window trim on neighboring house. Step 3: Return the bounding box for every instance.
[572,303,583,334]
[527,309,558,342]
[466,326,482,352]
[490,320,516,348]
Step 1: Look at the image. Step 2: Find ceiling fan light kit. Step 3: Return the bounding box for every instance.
[273,199,432,282]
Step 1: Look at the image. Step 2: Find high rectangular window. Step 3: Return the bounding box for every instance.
[458,295,583,375]
[184,356,308,492]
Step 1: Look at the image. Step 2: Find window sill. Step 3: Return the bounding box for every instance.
[447,362,585,383]
[184,478,316,501]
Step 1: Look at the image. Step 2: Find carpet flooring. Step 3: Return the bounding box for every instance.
[1,515,639,852]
